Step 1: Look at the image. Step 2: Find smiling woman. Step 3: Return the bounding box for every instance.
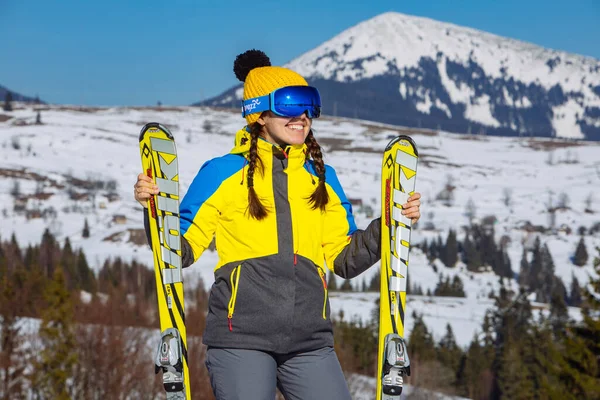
[133,48,422,400]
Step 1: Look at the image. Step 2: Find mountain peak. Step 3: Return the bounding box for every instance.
[203,12,600,140]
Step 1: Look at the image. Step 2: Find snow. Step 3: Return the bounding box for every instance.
[464,94,500,128]
[1,104,599,352]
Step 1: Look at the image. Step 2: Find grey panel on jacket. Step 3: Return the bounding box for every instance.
[203,255,333,354]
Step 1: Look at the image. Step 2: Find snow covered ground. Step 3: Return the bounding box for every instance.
[1,104,599,350]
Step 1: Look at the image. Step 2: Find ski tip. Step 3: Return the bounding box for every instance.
[139,122,174,141]
[385,135,419,156]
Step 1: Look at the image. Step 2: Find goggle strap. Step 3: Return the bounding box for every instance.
[241,95,270,117]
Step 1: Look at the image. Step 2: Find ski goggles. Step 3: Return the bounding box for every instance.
[241,85,321,119]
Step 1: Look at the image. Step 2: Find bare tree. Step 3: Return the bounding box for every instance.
[9,181,20,199]
[557,192,570,209]
[502,188,513,207]
[546,190,556,232]
[585,192,594,213]
[436,174,455,207]
[10,136,20,151]
[203,119,213,133]
[465,198,477,224]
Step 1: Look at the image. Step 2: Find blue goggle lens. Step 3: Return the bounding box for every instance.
[241,85,321,119]
[272,86,321,118]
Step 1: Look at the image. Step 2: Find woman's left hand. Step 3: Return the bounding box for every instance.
[402,192,421,224]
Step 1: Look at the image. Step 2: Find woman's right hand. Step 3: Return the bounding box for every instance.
[134,173,159,208]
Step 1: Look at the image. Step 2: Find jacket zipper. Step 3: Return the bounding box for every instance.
[317,268,328,320]
[227,264,242,331]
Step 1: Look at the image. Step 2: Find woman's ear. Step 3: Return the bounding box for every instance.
[257,114,266,126]
[257,111,270,126]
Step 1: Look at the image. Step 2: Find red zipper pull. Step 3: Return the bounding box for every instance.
[228,317,233,331]
[294,252,297,265]
[319,269,327,289]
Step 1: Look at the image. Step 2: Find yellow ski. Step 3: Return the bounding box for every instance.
[139,123,190,400]
[377,135,418,399]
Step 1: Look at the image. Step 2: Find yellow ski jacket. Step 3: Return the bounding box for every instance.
[148,127,381,353]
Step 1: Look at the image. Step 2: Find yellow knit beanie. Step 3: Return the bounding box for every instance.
[234,49,308,125]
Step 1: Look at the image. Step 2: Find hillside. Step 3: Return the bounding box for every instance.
[0,103,598,346]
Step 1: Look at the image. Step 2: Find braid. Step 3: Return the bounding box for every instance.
[246,123,268,220]
[305,130,329,211]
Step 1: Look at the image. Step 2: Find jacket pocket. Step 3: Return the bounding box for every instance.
[317,267,328,320]
[227,264,242,331]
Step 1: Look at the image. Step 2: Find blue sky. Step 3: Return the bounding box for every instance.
[1,0,599,106]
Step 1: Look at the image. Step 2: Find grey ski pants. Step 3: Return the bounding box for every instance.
[205,346,353,400]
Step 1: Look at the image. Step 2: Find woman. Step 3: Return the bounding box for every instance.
[134,49,422,399]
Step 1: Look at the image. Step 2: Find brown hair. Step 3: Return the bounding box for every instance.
[246,123,268,219]
[304,130,329,211]
[245,123,329,220]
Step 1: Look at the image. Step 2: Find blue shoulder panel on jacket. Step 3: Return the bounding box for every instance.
[307,161,357,235]
[180,154,246,235]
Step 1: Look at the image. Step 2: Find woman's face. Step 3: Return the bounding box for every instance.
[257,111,312,147]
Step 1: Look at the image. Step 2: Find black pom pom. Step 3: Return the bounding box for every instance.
[233,49,271,82]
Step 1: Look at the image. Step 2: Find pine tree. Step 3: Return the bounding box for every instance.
[444,229,458,267]
[340,279,352,292]
[368,270,380,292]
[569,273,583,307]
[60,237,77,290]
[433,274,450,296]
[39,228,58,279]
[496,340,535,400]
[82,218,90,239]
[2,92,12,112]
[458,333,493,400]
[437,323,462,378]
[561,246,600,398]
[32,267,77,399]
[525,319,574,399]
[0,275,27,398]
[549,277,569,336]
[463,233,482,272]
[451,275,466,297]
[527,237,543,296]
[77,249,96,293]
[536,243,557,303]
[407,312,436,362]
[518,248,529,288]
[573,236,588,266]
[327,270,337,291]
[493,244,513,278]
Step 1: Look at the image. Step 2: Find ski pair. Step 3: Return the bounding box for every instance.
[139,123,190,400]
[377,135,419,399]
[139,124,418,400]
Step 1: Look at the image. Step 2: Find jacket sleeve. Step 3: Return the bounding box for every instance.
[178,159,226,264]
[321,165,381,279]
[142,158,225,268]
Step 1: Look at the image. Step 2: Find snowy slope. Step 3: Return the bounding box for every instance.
[205,12,600,140]
[1,104,599,349]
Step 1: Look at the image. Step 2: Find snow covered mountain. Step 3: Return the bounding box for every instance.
[1,103,598,348]
[0,84,42,103]
[202,12,600,140]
